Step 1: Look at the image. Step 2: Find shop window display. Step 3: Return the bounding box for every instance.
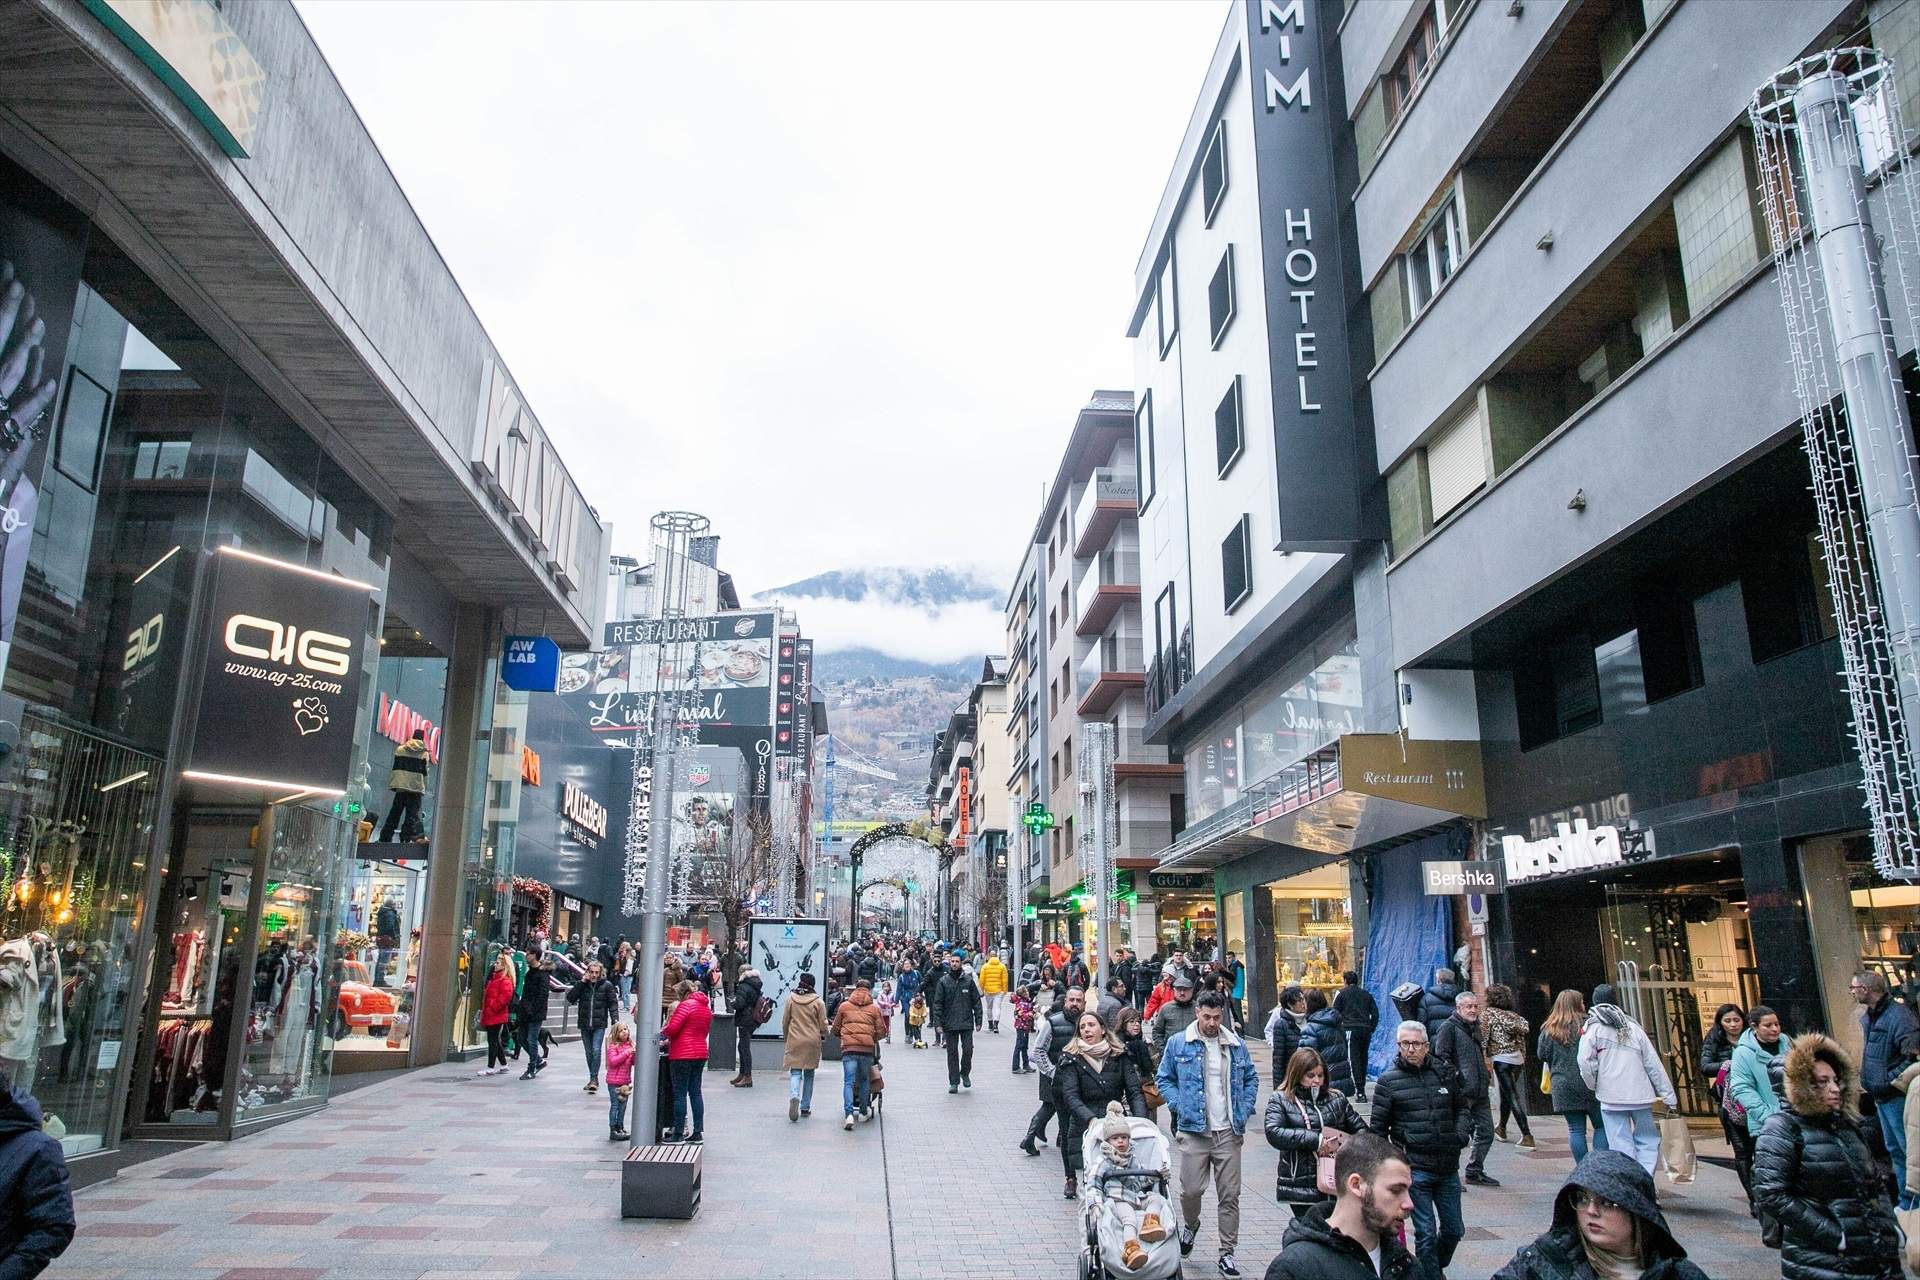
[1259,865,1355,1003]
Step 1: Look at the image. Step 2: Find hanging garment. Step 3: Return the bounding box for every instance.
[35,939,63,1049]
[0,939,39,1062]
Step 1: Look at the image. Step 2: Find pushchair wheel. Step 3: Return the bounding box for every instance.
[1076,1249,1095,1280]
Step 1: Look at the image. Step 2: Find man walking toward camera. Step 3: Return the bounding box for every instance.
[1370,1021,1470,1280]
[1268,1133,1418,1280]
[930,952,982,1093]
[1432,990,1498,1187]
[1157,991,1260,1279]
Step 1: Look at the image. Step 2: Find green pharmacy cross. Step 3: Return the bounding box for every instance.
[1021,803,1055,837]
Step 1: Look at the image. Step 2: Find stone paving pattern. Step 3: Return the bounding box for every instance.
[50,1025,1767,1279]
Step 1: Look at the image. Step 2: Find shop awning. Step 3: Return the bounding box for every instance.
[1155,735,1486,871]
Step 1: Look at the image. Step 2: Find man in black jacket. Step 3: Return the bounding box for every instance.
[1267,1133,1416,1280]
[1332,971,1378,1099]
[564,960,620,1093]
[1369,1021,1469,1280]
[729,966,764,1087]
[0,1088,71,1280]
[519,947,558,1080]
[1113,949,1138,1009]
[1418,969,1458,1041]
[1431,991,1497,1187]
[1022,987,1084,1156]
[929,954,983,1093]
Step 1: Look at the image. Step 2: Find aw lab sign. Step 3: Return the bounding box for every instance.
[501,635,560,692]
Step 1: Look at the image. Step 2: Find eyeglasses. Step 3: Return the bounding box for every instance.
[1571,1191,1622,1215]
[1396,1040,1426,1048]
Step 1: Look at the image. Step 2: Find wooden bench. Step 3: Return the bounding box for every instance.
[620,1143,701,1219]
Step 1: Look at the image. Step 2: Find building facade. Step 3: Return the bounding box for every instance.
[0,0,611,1156]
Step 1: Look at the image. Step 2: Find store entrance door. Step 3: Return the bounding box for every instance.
[1600,859,1754,1117]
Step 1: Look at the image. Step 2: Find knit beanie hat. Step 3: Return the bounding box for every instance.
[1101,1100,1130,1140]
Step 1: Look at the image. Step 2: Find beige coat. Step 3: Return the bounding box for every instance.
[1895,1059,1920,1198]
[782,990,827,1070]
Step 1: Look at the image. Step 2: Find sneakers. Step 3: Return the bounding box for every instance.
[476,1067,493,1077]
[961,1074,971,1089]
[1465,1171,1502,1187]
[519,1068,537,1081]
[1178,1224,1198,1257]
[608,1128,628,1142]
[1494,1124,1510,1143]
[1139,1214,1167,1244]
[1063,1176,1077,1199]
[1518,1134,1536,1150]
[789,1098,800,1123]
[585,1082,597,1093]
[1122,1240,1147,1271]
[686,1132,703,1144]
[800,1108,811,1118]
[1218,1252,1242,1278]
[843,1115,855,1131]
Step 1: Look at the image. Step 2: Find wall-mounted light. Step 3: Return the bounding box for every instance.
[1568,489,1588,511]
[1536,230,1554,251]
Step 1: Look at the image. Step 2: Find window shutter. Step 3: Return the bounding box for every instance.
[1426,402,1488,518]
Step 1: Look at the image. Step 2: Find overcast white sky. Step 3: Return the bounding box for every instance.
[296,0,1226,603]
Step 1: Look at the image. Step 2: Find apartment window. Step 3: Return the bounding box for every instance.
[1214,377,1243,476]
[1221,514,1252,613]
[1202,117,1229,227]
[1425,399,1488,519]
[1674,135,1764,315]
[1135,390,1157,512]
[132,437,191,480]
[1154,583,1177,666]
[1404,197,1461,316]
[1063,737,1073,777]
[1516,631,1602,749]
[1384,3,1443,126]
[1209,246,1237,348]
[1157,255,1179,356]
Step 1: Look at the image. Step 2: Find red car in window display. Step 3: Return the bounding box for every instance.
[336,959,398,1038]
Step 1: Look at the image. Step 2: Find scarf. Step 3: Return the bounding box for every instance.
[1068,1036,1117,1068]
[1580,1238,1638,1280]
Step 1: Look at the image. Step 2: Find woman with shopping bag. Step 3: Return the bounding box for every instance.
[1577,984,1677,1175]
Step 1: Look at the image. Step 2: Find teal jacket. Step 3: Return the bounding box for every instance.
[1726,1027,1784,1135]
[1156,1022,1261,1137]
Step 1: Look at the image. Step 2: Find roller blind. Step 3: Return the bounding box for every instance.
[1426,401,1488,518]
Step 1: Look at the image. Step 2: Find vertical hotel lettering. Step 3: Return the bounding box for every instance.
[1262,0,1319,415]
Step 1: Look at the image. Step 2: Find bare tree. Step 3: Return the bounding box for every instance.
[695,809,777,957]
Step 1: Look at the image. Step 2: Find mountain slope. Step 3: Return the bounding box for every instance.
[761,565,1000,610]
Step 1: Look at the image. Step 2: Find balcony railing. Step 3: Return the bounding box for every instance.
[1073,468,1141,558]
[1145,624,1194,717]
[1074,549,1140,636]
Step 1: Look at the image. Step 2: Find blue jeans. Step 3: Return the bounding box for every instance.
[618,973,632,1003]
[1013,1027,1030,1071]
[669,1058,704,1137]
[1408,1168,1463,1279]
[582,1025,605,1083]
[1878,1095,1912,1205]
[843,1052,873,1116]
[608,1085,629,1132]
[1601,1107,1659,1174]
[1564,1104,1610,1162]
[789,1068,815,1109]
[522,1019,546,1071]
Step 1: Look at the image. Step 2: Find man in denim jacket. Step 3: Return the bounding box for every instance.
[1155,991,1261,1280]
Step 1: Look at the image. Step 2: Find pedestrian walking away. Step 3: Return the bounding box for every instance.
[730,965,765,1087]
[1300,990,1354,1116]
[1854,969,1920,1207]
[1266,1133,1417,1280]
[1011,984,1037,1073]
[1264,1047,1364,1218]
[1058,1010,1147,1200]
[1483,984,1535,1152]
[1577,983,1676,1175]
[1754,1031,1902,1280]
[1490,1149,1710,1280]
[1419,968,1460,1041]
[1332,970,1378,1099]
[564,959,619,1093]
[603,1022,635,1141]
[930,952,982,1092]
[1155,990,1259,1280]
[0,1085,73,1280]
[781,971,827,1122]
[1537,990,1609,1164]
[1369,1020,1470,1280]
[832,980,886,1130]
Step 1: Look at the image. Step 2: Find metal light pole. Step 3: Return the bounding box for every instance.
[624,511,708,1150]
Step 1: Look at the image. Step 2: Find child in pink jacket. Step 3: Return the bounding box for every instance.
[605,1022,636,1141]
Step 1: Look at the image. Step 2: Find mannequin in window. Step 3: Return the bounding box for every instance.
[379,728,429,843]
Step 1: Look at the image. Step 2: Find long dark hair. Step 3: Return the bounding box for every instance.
[1709,1002,1746,1043]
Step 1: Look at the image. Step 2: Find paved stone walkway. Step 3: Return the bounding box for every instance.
[51,1024,1765,1279]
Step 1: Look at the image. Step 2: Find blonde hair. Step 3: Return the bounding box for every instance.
[608,1021,633,1046]
[1542,989,1587,1046]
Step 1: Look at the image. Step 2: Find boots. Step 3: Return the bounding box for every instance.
[1122,1240,1148,1271]
[725,1075,744,1086]
[1139,1214,1168,1244]
[1020,1134,1041,1156]
[1063,1175,1077,1199]
[1517,1133,1536,1150]
[1494,1124,1509,1143]
[731,1076,753,1088]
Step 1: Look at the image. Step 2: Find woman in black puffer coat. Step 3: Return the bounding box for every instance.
[1264,1047,1363,1215]
[1057,1011,1146,1197]
[1753,1033,1900,1280]
[1299,991,1353,1095]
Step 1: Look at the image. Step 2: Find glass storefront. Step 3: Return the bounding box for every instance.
[449,670,523,1054]
[1258,863,1353,1000]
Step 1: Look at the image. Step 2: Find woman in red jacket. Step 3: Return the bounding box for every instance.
[660,984,713,1143]
[479,952,515,1076]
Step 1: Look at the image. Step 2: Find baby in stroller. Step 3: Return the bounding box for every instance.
[1089,1103,1172,1272]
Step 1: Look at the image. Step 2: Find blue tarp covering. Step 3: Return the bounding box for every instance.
[1360,831,1460,1081]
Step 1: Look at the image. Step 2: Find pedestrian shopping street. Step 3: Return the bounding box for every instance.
[51,1030,1759,1280]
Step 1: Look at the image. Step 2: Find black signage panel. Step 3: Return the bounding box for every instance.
[774,635,798,756]
[1148,872,1210,891]
[186,548,372,792]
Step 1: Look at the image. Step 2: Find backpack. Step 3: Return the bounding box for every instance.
[1716,1061,1746,1125]
[751,995,775,1027]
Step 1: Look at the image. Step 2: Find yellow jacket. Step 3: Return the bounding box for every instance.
[978,957,1009,994]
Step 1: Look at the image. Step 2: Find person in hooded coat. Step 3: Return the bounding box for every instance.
[1419,969,1460,1041]
[1490,1149,1709,1280]
[781,971,827,1122]
[1754,1032,1901,1280]
[0,1087,70,1280]
[729,966,764,1087]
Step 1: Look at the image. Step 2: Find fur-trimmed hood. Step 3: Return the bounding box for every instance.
[1783,1032,1859,1120]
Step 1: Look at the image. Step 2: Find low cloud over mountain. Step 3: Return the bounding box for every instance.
[752,566,1003,667]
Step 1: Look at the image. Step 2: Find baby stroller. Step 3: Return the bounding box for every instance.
[1077,1115,1180,1280]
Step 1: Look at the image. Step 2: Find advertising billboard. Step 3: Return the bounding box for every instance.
[565,609,777,739]
[746,916,829,1039]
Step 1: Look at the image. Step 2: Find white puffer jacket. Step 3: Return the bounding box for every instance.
[1576,1004,1676,1109]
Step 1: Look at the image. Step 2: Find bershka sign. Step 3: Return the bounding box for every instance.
[1244,0,1369,548]
[1499,819,1658,884]
[562,781,607,847]
[1422,861,1506,895]
[185,547,373,794]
